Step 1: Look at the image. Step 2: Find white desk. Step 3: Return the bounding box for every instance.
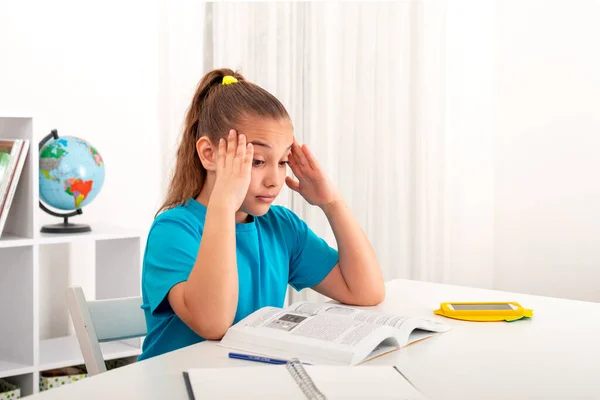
[29,279,600,399]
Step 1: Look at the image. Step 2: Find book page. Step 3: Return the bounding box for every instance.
[0,148,11,185]
[0,140,20,208]
[306,365,429,399]
[287,302,450,334]
[0,140,28,235]
[186,366,306,399]
[220,307,401,365]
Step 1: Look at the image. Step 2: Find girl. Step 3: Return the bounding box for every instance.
[139,68,385,360]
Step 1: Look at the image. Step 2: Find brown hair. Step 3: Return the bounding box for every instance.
[157,68,290,216]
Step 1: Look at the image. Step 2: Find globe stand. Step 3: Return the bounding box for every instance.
[39,202,91,233]
[39,128,91,234]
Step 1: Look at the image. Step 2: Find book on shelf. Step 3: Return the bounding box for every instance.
[0,139,30,237]
[218,301,450,366]
[184,358,429,399]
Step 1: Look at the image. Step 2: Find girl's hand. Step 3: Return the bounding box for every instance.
[210,130,254,211]
[286,140,340,208]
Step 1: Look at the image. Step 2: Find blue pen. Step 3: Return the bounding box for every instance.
[228,352,311,365]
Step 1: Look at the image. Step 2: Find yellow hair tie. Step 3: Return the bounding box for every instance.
[222,75,238,85]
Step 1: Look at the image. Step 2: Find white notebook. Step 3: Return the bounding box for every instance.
[184,359,428,400]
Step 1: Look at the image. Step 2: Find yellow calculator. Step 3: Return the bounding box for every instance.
[434,302,533,322]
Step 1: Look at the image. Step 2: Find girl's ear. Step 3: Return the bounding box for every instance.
[196,137,218,171]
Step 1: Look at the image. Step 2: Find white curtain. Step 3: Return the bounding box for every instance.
[162,1,498,304]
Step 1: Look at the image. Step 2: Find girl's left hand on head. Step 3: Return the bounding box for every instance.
[286,139,340,208]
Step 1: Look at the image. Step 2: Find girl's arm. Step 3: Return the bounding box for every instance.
[315,198,385,305]
[168,131,253,339]
[286,141,385,306]
[167,204,238,339]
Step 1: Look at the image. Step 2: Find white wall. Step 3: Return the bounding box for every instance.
[443,0,497,289]
[0,0,163,230]
[158,0,206,196]
[495,0,600,301]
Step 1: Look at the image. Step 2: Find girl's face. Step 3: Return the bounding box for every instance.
[237,116,294,218]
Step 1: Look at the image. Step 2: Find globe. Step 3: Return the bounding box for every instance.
[39,136,105,212]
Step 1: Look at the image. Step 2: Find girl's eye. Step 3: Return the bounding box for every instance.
[279,161,289,167]
[252,159,265,167]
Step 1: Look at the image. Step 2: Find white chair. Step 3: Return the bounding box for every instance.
[66,286,147,376]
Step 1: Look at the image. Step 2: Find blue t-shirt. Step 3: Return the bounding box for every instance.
[138,199,338,361]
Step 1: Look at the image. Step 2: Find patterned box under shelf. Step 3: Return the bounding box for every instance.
[39,358,135,391]
[39,366,87,391]
[0,379,20,400]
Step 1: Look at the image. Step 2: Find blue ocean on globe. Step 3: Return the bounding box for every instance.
[39,136,105,211]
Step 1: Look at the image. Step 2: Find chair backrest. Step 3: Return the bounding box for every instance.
[66,286,147,376]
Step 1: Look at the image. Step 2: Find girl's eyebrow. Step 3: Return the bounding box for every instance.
[249,140,271,148]
[248,140,294,151]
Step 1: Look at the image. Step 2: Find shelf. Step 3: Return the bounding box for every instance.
[0,113,33,119]
[0,234,33,249]
[0,360,33,379]
[37,223,143,245]
[39,336,141,372]
[1,116,143,394]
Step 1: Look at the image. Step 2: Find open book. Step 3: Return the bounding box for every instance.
[0,139,30,237]
[219,302,450,366]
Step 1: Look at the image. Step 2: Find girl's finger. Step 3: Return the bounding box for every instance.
[226,129,237,163]
[292,139,308,167]
[287,150,297,167]
[217,138,226,170]
[287,151,303,176]
[242,143,254,174]
[285,176,301,192]
[234,133,246,171]
[302,144,320,170]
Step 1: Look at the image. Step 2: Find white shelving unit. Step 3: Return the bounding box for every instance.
[0,117,143,396]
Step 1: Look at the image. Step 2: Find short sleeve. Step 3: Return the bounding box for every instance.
[284,209,339,291]
[143,215,201,316]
